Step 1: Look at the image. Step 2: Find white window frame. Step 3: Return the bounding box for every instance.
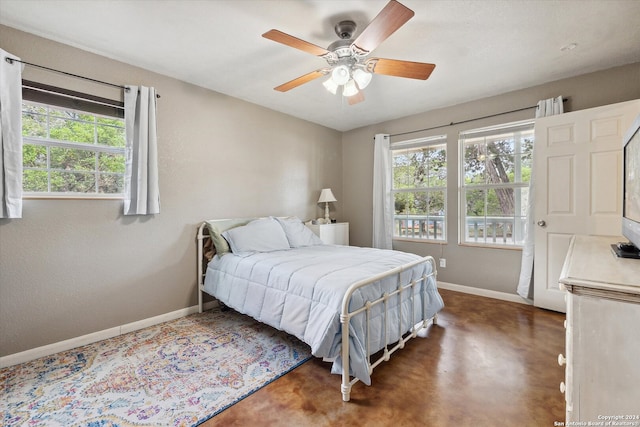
[22,100,125,199]
[391,135,447,242]
[459,119,534,248]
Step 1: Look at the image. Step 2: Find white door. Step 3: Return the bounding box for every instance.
[533,99,640,312]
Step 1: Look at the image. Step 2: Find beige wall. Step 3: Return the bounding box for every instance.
[2,23,639,358]
[0,26,342,357]
[342,62,640,295]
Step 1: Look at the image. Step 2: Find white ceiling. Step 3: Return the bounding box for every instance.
[1,0,639,131]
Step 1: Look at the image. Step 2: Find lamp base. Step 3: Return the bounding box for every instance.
[324,202,331,223]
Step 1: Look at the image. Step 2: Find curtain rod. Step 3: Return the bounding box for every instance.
[4,57,160,98]
[389,98,568,138]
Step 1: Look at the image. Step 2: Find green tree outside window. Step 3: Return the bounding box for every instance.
[22,101,125,195]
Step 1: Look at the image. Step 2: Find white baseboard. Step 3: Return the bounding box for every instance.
[0,301,218,369]
[437,281,533,305]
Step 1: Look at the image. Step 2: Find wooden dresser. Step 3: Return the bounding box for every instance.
[558,235,640,423]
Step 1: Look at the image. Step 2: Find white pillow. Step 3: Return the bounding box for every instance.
[222,217,291,254]
[276,216,324,247]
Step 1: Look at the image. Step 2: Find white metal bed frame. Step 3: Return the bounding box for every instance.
[196,220,439,402]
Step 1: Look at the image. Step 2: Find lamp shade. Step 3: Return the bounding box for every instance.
[318,188,337,203]
[331,65,350,86]
[323,77,339,95]
[353,68,372,89]
[342,79,359,97]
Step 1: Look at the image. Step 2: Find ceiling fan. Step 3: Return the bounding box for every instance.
[262,0,435,105]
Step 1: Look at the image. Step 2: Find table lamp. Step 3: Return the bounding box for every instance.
[318,188,337,223]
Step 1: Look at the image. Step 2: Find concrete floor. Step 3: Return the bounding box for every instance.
[204,289,566,426]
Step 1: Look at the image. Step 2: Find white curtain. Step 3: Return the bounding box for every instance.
[0,49,23,219]
[124,85,160,215]
[517,96,564,299]
[535,96,564,118]
[373,133,393,249]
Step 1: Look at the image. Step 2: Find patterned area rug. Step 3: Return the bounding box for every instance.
[1,308,311,426]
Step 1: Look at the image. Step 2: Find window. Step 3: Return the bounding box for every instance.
[391,135,447,241]
[21,100,125,197]
[460,120,534,247]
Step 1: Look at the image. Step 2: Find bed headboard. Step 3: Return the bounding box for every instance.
[196,217,263,312]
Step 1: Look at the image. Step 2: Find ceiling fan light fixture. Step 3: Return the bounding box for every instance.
[323,77,339,94]
[331,65,351,85]
[342,79,359,97]
[353,68,372,89]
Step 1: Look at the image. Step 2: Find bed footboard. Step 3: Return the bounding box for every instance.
[339,255,438,402]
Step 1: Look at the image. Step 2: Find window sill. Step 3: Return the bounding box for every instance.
[458,242,523,251]
[393,237,447,245]
[23,193,124,200]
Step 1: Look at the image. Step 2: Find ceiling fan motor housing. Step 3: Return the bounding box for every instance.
[335,20,357,39]
[327,39,353,61]
[327,21,361,65]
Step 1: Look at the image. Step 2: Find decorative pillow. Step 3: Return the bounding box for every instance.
[205,221,232,256]
[222,217,291,255]
[276,216,324,247]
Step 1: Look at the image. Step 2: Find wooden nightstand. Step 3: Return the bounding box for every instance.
[306,222,349,245]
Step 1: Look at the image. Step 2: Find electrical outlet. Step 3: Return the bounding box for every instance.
[439,258,446,268]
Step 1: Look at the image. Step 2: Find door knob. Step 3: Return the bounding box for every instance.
[537,220,546,227]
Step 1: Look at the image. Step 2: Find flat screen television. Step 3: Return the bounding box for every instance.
[619,112,640,256]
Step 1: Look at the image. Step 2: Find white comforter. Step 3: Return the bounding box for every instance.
[203,244,444,385]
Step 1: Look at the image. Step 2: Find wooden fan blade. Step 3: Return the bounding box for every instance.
[351,0,414,55]
[367,58,436,80]
[347,90,365,105]
[274,69,327,92]
[263,29,331,57]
